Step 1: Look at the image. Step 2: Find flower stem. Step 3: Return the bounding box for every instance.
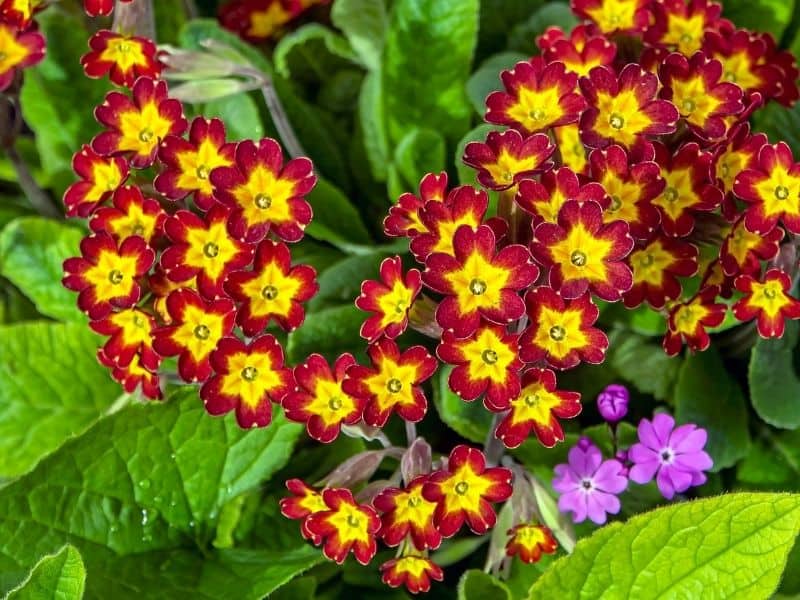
[405,420,417,445]
[259,81,307,159]
[113,0,156,40]
[483,414,505,467]
[6,144,60,219]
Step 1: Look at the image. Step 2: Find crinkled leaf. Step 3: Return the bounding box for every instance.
[358,71,391,181]
[394,128,446,190]
[7,545,85,600]
[748,319,800,429]
[331,0,388,71]
[305,178,372,251]
[723,0,794,39]
[458,569,511,600]
[273,24,360,88]
[466,52,527,115]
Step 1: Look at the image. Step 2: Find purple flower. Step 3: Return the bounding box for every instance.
[628,413,713,500]
[597,383,629,423]
[553,437,628,524]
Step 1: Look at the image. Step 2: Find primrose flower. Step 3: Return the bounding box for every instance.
[553,437,628,524]
[554,123,590,174]
[304,488,381,565]
[98,350,161,400]
[484,58,586,134]
[161,205,254,300]
[734,142,800,235]
[200,334,293,428]
[571,0,650,34]
[579,64,679,151]
[279,478,328,543]
[720,218,783,277]
[531,199,634,301]
[663,286,727,355]
[0,0,39,27]
[538,24,616,77]
[597,383,629,423]
[155,117,236,211]
[343,339,437,428]
[219,0,300,42]
[646,0,727,56]
[515,167,607,225]
[519,287,608,369]
[506,523,558,564]
[624,237,698,309]
[733,269,800,338]
[152,289,236,382]
[703,28,781,100]
[384,171,449,238]
[422,445,513,537]
[210,138,316,243]
[282,353,364,443]
[356,256,421,343]
[81,30,161,88]
[462,129,554,191]
[494,368,582,449]
[90,308,159,371]
[380,556,444,594]
[224,239,318,335]
[714,123,767,218]
[438,323,522,412]
[423,224,538,338]
[62,233,154,320]
[89,185,166,245]
[629,414,712,499]
[63,145,129,218]
[373,476,441,550]
[84,0,132,17]
[0,22,45,92]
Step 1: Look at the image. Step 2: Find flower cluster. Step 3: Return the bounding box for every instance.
[0,0,46,92]
[219,0,330,42]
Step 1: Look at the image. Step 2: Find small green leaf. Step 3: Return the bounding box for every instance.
[458,569,511,600]
[305,178,372,251]
[0,217,84,322]
[749,320,800,429]
[607,331,682,402]
[287,304,365,364]
[394,128,446,190]
[331,0,388,71]
[432,366,494,443]
[203,94,265,142]
[723,0,794,39]
[358,71,391,181]
[737,429,800,491]
[309,252,388,312]
[7,545,85,600]
[528,493,800,599]
[273,24,360,87]
[466,52,527,115]
[675,346,750,470]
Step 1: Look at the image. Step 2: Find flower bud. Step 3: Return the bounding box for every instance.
[597,384,629,423]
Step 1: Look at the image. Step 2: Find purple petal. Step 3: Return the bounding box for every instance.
[553,465,580,493]
[594,460,629,494]
[651,413,676,447]
[558,490,587,523]
[628,442,660,464]
[673,450,713,472]
[629,459,660,485]
[657,465,693,498]
[568,442,602,477]
[585,492,619,524]
[690,471,707,487]
[670,426,708,453]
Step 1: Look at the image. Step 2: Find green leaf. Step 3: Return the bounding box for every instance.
[358,71,391,181]
[331,0,388,71]
[305,178,372,251]
[607,331,681,401]
[737,430,800,491]
[432,366,494,443]
[528,493,800,599]
[287,304,365,364]
[393,128,446,190]
[309,252,388,311]
[154,0,187,45]
[273,24,360,88]
[179,18,272,73]
[203,94,265,142]
[0,217,84,322]
[458,569,511,600]
[753,101,800,154]
[723,0,794,39]
[382,0,479,143]
[476,0,544,58]
[466,52,527,115]
[508,3,578,55]
[7,545,85,600]
[675,347,750,471]
[0,322,121,478]
[749,320,800,429]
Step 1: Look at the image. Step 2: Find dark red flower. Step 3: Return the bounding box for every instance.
[81,30,161,88]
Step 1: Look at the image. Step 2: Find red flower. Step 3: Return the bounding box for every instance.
[305,488,381,565]
[279,478,328,544]
[652,142,722,237]
[624,237,698,309]
[424,225,537,338]
[422,445,513,537]
[210,138,316,243]
[155,117,236,211]
[152,289,235,382]
[161,205,254,300]
[81,30,161,88]
[0,22,44,92]
[663,286,727,355]
[90,308,159,370]
[343,339,437,427]
[519,286,608,369]
[356,256,421,343]
[437,323,522,411]
[84,0,132,17]
[89,185,166,245]
[538,24,617,77]
[714,124,767,220]
[373,476,441,550]
[720,217,782,277]
[200,335,293,428]
[63,233,154,320]
[219,0,301,42]
[63,145,129,218]
[579,64,679,152]
[645,0,728,56]
[733,269,800,339]
[571,0,651,34]
[588,144,663,239]
[383,171,449,238]
[494,368,582,449]
[224,239,318,335]
[659,52,743,141]
[0,0,41,28]
[380,556,444,594]
[703,28,781,100]
[759,32,800,107]
[516,167,607,227]
[98,349,161,400]
[532,200,633,301]
[734,142,800,235]
[506,523,558,564]
[93,78,187,168]
[554,123,589,175]
[282,353,364,443]
[463,129,554,191]
[148,267,196,325]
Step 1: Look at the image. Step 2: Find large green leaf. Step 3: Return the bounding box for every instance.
[723,0,794,39]
[737,430,800,491]
[0,217,84,323]
[7,545,85,600]
[305,178,372,251]
[203,95,265,142]
[0,322,120,479]
[309,252,387,312]
[0,388,302,592]
[458,569,511,600]
[432,366,494,444]
[331,0,388,71]
[286,304,364,364]
[393,128,446,191]
[749,320,800,429]
[675,347,750,470]
[358,71,391,181]
[273,24,360,88]
[528,493,800,599]
[382,0,479,143]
